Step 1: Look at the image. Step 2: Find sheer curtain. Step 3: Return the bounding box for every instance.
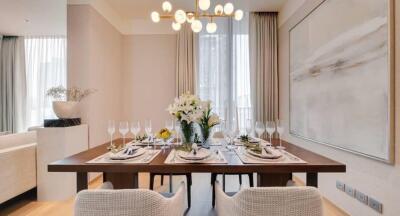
[25,36,67,128]
[197,14,251,131]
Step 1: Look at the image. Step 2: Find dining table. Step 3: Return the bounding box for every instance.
[48,138,346,192]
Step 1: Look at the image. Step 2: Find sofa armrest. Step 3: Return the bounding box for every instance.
[0,143,37,204]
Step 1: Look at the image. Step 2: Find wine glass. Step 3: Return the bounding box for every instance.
[246,119,252,136]
[145,120,152,149]
[266,121,276,146]
[229,121,238,150]
[255,121,265,139]
[130,121,141,144]
[165,120,174,131]
[107,120,115,149]
[119,121,129,148]
[276,120,285,149]
[165,120,174,148]
[174,121,181,145]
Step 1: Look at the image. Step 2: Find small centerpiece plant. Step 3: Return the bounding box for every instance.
[198,101,220,145]
[167,92,203,144]
[46,86,96,119]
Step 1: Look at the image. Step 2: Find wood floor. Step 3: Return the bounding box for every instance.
[0,173,349,216]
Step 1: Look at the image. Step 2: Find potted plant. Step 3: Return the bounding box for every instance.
[46,86,96,119]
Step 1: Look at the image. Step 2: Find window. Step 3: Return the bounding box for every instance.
[25,36,67,128]
[197,14,251,131]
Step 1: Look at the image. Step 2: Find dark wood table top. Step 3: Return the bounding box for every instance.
[48,138,346,174]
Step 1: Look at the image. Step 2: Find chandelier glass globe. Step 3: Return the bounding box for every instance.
[199,0,211,11]
[214,4,224,15]
[234,10,244,21]
[206,22,217,33]
[162,1,172,13]
[224,3,234,15]
[172,22,181,31]
[151,11,160,23]
[175,9,187,24]
[191,20,203,33]
[186,12,195,23]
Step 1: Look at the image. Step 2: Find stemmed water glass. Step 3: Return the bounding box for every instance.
[276,120,285,149]
[130,121,141,144]
[145,120,152,149]
[165,120,174,148]
[174,121,181,145]
[266,121,276,146]
[246,119,252,136]
[255,121,265,139]
[107,120,116,149]
[119,121,129,149]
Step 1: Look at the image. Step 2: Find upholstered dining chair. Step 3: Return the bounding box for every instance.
[215,181,323,216]
[74,181,186,216]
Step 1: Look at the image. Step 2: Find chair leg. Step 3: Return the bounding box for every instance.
[212,179,216,208]
[161,174,164,185]
[248,173,254,187]
[222,174,226,192]
[185,173,192,208]
[169,174,173,193]
[211,173,217,185]
[149,173,155,190]
[239,174,242,185]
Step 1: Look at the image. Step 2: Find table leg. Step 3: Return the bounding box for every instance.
[77,172,88,192]
[257,173,292,187]
[169,173,173,193]
[306,172,318,187]
[103,172,139,189]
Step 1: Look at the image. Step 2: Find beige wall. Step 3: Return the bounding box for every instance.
[279,1,400,215]
[68,5,176,144]
[67,5,123,148]
[122,35,176,130]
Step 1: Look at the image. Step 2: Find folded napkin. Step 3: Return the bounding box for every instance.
[109,146,142,160]
[247,147,282,159]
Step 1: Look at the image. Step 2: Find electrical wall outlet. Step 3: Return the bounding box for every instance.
[355,190,368,205]
[368,197,383,213]
[336,181,345,191]
[345,185,355,197]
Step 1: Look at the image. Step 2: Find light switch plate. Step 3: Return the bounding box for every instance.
[368,197,383,213]
[345,185,355,197]
[336,181,345,191]
[355,190,368,205]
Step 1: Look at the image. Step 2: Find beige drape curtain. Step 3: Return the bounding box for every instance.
[249,12,279,123]
[0,36,27,133]
[176,23,197,96]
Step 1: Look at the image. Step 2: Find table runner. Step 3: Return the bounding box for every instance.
[86,149,161,164]
[234,148,307,164]
[164,149,228,164]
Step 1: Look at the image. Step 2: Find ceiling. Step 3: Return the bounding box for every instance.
[0,0,66,36]
[105,0,287,19]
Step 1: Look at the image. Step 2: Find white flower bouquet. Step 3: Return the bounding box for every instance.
[198,100,220,143]
[167,92,203,123]
[167,92,204,143]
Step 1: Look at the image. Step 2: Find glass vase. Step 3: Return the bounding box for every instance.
[180,121,194,144]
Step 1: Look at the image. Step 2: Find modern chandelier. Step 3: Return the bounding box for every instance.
[150,0,244,33]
